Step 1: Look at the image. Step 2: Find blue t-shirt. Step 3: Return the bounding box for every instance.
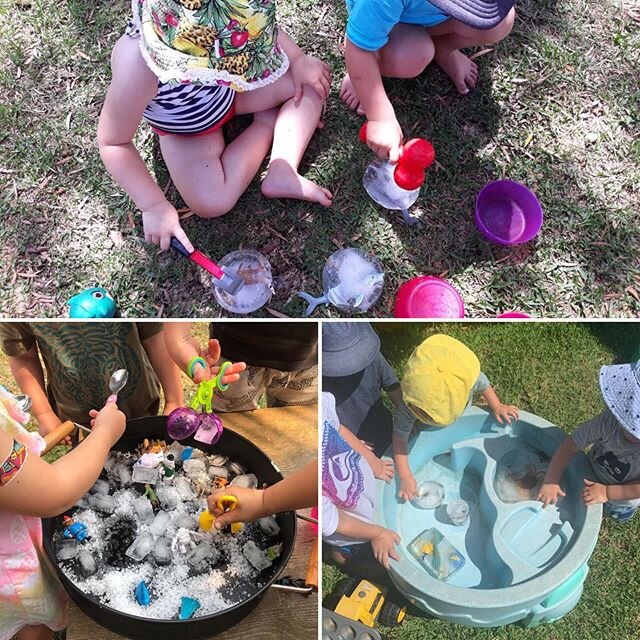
[346,0,448,51]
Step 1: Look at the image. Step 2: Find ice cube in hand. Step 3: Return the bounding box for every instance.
[88,493,116,514]
[230,473,258,489]
[57,539,81,561]
[153,536,172,566]
[242,541,272,571]
[149,510,171,537]
[89,479,110,495]
[257,516,280,537]
[126,532,155,562]
[133,497,155,524]
[77,549,98,577]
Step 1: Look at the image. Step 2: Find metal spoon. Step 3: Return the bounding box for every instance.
[106,369,129,404]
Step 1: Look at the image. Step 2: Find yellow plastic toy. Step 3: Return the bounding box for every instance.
[198,510,215,531]
[216,495,238,512]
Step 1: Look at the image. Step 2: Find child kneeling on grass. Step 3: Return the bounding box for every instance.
[538,360,640,523]
[343,0,516,161]
[321,392,399,572]
[99,0,332,251]
[394,334,518,501]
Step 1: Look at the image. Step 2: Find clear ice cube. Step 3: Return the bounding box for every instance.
[183,459,207,479]
[187,542,218,569]
[149,510,171,537]
[77,549,98,577]
[88,493,116,514]
[156,485,180,510]
[133,497,155,524]
[207,465,229,480]
[257,516,280,537]
[112,462,132,486]
[57,539,81,561]
[363,159,420,210]
[173,476,196,501]
[125,532,155,562]
[132,464,160,485]
[243,541,271,571]
[153,536,173,566]
[173,513,198,531]
[230,473,258,489]
[89,479,110,495]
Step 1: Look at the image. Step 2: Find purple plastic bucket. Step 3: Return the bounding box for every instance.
[394,276,465,318]
[497,312,531,319]
[475,181,543,245]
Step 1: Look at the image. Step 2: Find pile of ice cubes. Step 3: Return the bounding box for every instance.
[54,441,283,619]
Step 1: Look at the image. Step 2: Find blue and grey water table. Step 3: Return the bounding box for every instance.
[375,407,602,628]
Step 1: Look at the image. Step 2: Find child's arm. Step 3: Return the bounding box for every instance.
[584,480,640,504]
[207,459,317,528]
[338,424,394,483]
[0,403,125,517]
[481,386,519,425]
[387,387,404,409]
[392,432,418,501]
[537,437,579,507]
[334,511,400,569]
[277,30,331,102]
[163,323,246,384]
[140,328,184,415]
[97,35,193,252]
[7,348,61,436]
[345,38,403,162]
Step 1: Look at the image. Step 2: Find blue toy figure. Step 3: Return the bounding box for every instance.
[62,515,89,542]
[68,288,117,318]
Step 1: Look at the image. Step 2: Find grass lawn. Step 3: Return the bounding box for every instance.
[0,0,638,317]
[323,321,640,638]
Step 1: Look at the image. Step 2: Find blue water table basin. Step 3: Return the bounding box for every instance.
[375,407,602,628]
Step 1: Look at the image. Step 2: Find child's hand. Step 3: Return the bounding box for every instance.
[192,338,247,384]
[492,403,519,425]
[291,54,331,103]
[370,456,395,483]
[142,201,194,252]
[371,527,401,569]
[365,118,403,163]
[397,473,418,502]
[207,486,266,529]
[582,479,608,505]
[537,482,566,507]
[88,403,126,445]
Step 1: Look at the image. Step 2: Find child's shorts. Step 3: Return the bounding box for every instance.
[604,501,638,523]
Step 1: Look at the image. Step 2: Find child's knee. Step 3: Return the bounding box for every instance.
[385,38,435,78]
[484,8,516,44]
[189,196,236,219]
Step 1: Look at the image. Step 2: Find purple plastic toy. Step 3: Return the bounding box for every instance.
[497,311,531,318]
[166,407,200,440]
[194,413,223,445]
[475,180,543,245]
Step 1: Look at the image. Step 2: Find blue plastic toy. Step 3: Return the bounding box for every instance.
[62,516,89,542]
[135,581,151,607]
[68,287,117,318]
[179,596,201,620]
[181,447,193,462]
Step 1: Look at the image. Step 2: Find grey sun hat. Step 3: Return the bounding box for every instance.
[429,0,515,30]
[599,360,640,436]
[322,322,380,378]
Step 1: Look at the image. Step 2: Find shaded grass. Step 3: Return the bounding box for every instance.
[323,321,640,638]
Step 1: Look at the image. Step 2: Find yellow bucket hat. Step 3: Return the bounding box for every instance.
[401,334,480,426]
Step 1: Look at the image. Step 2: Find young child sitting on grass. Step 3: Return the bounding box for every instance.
[0,394,126,640]
[99,0,332,251]
[394,334,518,501]
[322,392,399,573]
[538,360,640,523]
[322,322,402,457]
[342,0,516,161]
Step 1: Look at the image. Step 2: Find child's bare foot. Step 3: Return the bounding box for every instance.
[340,74,365,115]
[435,49,478,95]
[262,159,333,206]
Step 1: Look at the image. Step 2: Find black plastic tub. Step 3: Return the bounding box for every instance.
[42,416,296,640]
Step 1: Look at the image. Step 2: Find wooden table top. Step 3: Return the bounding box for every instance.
[66,404,318,640]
